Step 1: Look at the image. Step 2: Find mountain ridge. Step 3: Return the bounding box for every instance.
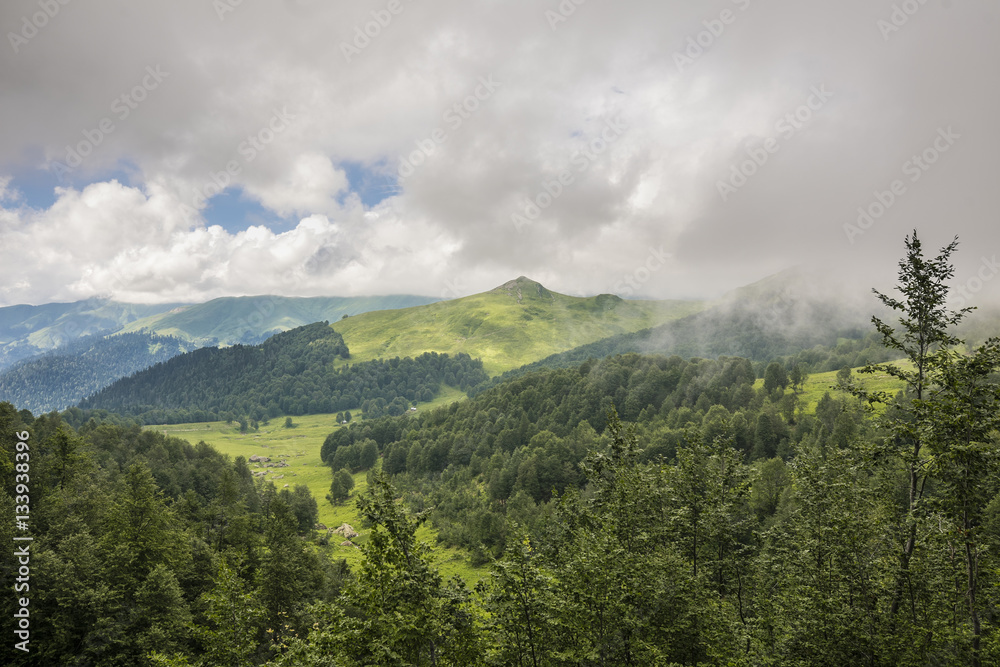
[329,276,704,374]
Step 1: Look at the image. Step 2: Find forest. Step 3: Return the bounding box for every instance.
[79,323,488,424]
[2,233,999,666]
[0,332,193,414]
[287,234,1000,666]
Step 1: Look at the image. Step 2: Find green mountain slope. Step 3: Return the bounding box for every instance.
[120,294,441,346]
[0,332,194,413]
[469,271,889,392]
[332,277,704,374]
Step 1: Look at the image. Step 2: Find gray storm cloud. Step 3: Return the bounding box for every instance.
[0,0,996,306]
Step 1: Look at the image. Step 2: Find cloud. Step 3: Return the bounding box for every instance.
[242,153,351,219]
[0,0,997,305]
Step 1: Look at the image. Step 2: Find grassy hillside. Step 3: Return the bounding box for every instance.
[332,276,703,374]
[754,361,910,413]
[120,294,440,346]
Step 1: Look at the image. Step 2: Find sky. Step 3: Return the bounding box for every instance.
[0,0,997,307]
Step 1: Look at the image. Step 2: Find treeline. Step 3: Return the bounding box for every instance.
[0,402,342,667]
[0,331,192,414]
[772,329,897,376]
[80,323,487,424]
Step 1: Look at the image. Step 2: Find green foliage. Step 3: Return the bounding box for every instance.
[851,232,981,634]
[281,484,320,533]
[327,468,355,505]
[0,405,336,667]
[0,331,192,414]
[755,443,888,665]
[478,531,555,666]
[82,323,487,423]
[763,361,789,394]
[194,559,267,667]
[331,470,481,665]
[324,352,868,561]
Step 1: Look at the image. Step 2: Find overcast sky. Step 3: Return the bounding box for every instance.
[0,0,997,306]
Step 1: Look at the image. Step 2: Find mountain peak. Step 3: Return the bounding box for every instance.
[490,277,553,302]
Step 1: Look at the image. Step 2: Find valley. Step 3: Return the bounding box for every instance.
[151,397,480,584]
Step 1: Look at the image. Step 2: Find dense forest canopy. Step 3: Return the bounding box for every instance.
[0,403,342,666]
[80,323,488,424]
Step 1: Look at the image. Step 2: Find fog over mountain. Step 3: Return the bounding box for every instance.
[1,0,997,306]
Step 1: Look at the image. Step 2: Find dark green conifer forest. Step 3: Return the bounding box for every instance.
[80,323,488,424]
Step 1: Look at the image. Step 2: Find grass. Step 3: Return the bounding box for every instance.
[755,360,911,413]
[150,393,485,584]
[332,277,704,375]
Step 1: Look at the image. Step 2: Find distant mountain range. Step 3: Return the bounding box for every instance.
[116,294,443,347]
[0,332,195,415]
[9,272,999,417]
[75,278,705,421]
[0,299,184,370]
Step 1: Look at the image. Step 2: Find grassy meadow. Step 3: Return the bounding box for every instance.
[151,385,483,583]
[754,359,910,413]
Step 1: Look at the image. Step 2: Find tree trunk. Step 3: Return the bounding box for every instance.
[889,447,920,619]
